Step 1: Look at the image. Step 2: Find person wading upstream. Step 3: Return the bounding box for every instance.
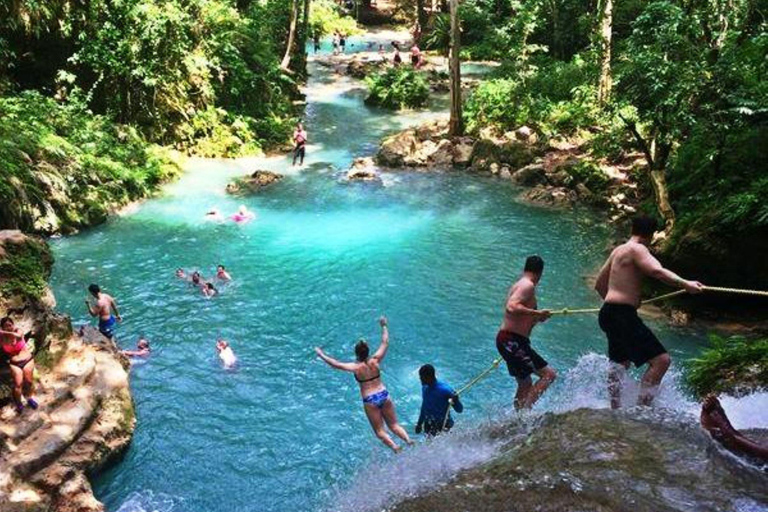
[315,316,414,452]
[595,215,704,408]
[292,122,307,166]
[496,255,557,410]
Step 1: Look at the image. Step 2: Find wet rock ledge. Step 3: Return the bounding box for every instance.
[0,230,135,512]
[390,408,768,512]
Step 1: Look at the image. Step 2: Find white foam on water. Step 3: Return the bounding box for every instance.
[114,491,182,512]
[327,428,505,512]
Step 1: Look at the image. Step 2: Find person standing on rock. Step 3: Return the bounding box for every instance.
[315,316,414,452]
[496,255,556,410]
[594,215,704,408]
[292,122,307,166]
[85,284,122,340]
[1,317,39,413]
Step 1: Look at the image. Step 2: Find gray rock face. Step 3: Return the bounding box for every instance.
[226,170,283,194]
[377,130,420,167]
[389,408,768,512]
[511,163,548,187]
[347,157,381,182]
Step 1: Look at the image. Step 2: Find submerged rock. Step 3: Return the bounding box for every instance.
[347,157,381,182]
[226,170,284,194]
[390,408,768,512]
[0,231,134,512]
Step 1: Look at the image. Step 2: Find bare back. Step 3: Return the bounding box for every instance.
[354,359,385,398]
[500,277,538,337]
[603,241,647,307]
[96,293,114,320]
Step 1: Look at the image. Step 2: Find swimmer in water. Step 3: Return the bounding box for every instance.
[216,339,237,368]
[191,271,203,287]
[701,394,768,463]
[202,282,218,297]
[175,268,186,279]
[205,208,224,222]
[122,337,151,358]
[216,265,232,281]
[231,205,255,223]
[315,316,414,453]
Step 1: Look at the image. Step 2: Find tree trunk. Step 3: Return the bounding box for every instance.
[650,167,675,232]
[281,0,300,71]
[300,0,310,70]
[448,0,462,136]
[596,0,613,105]
[416,0,427,42]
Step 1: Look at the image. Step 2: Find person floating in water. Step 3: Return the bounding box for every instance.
[700,394,768,463]
[315,316,414,452]
[595,215,704,408]
[415,364,463,436]
[205,208,224,222]
[292,122,307,167]
[85,284,122,340]
[216,265,232,281]
[1,316,39,413]
[191,271,203,287]
[202,282,218,298]
[496,255,556,410]
[216,339,237,368]
[231,205,255,223]
[175,268,186,279]
[122,336,151,358]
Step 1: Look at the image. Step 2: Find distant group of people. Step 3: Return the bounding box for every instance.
[205,205,256,224]
[332,31,348,55]
[176,265,232,298]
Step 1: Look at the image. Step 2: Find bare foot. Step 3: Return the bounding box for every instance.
[700,395,735,440]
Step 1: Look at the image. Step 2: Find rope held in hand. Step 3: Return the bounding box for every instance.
[441,357,504,431]
[549,286,768,316]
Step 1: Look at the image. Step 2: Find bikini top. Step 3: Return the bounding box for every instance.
[2,338,26,357]
[355,366,381,383]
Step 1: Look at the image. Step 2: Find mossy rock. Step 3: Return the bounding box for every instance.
[0,231,53,301]
[226,170,284,195]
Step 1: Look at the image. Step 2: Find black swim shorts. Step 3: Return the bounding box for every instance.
[598,303,667,367]
[496,330,548,380]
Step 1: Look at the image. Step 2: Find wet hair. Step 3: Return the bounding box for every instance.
[524,255,544,275]
[631,215,658,237]
[419,364,436,385]
[138,339,150,349]
[206,283,216,290]
[217,265,225,271]
[192,272,201,283]
[1,316,13,329]
[354,339,370,361]
[88,284,100,295]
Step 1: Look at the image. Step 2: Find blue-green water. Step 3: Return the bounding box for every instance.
[48,38,716,512]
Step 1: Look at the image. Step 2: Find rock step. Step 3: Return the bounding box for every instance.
[9,383,102,479]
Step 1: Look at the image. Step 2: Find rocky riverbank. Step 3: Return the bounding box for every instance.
[0,230,135,512]
[374,119,643,221]
[389,408,768,512]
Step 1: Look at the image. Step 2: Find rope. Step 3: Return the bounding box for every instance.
[441,357,504,431]
[550,286,767,316]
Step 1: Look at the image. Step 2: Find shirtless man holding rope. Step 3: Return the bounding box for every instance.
[595,215,704,408]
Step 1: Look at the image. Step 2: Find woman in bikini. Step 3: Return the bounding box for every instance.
[1,317,39,413]
[315,316,413,452]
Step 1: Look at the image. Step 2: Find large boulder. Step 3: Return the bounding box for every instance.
[452,138,474,167]
[226,170,283,195]
[470,136,538,171]
[377,129,420,167]
[388,409,768,512]
[511,163,548,187]
[430,139,454,166]
[415,120,449,142]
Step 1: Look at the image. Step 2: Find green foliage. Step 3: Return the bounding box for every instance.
[365,67,430,110]
[0,237,53,301]
[565,160,611,192]
[0,91,180,234]
[309,0,362,38]
[685,335,768,397]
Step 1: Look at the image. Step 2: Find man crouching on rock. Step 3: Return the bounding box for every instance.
[496,255,556,410]
[595,215,703,408]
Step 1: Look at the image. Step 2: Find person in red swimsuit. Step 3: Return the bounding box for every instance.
[0,316,39,413]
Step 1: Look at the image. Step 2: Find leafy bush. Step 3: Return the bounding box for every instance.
[0,91,180,234]
[685,335,768,397]
[309,0,362,37]
[565,160,611,192]
[365,68,430,110]
[0,237,53,301]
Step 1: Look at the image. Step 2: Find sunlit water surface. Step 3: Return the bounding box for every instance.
[48,36,766,512]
